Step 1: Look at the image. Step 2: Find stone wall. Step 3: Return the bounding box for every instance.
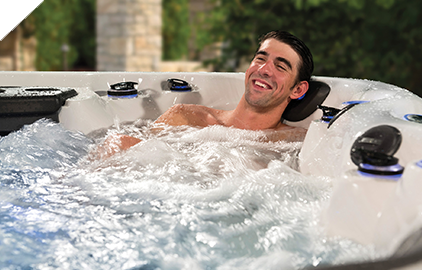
[0,27,36,71]
[96,0,162,71]
[97,0,215,72]
[2,0,213,72]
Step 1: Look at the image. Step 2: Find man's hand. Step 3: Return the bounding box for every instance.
[95,134,142,159]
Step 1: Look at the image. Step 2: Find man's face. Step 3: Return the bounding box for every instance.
[244,38,302,110]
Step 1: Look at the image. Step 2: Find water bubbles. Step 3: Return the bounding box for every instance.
[0,121,377,269]
[0,118,93,169]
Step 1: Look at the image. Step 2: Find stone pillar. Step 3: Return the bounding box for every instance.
[96,0,162,71]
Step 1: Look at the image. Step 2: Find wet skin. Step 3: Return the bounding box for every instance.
[96,38,309,158]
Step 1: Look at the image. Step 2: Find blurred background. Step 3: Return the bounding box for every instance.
[0,0,421,97]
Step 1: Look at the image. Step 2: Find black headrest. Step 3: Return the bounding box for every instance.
[282,80,330,122]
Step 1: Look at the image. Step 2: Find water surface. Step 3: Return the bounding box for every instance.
[0,119,377,269]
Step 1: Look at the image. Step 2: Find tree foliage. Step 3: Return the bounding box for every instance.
[68,0,96,69]
[28,0,96,71]
[162,0,191,60]
[198,0,422,96]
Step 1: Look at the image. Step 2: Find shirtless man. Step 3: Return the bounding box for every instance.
[98,30,314,158]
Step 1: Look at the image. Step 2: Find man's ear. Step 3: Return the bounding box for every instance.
[290,81,309,100]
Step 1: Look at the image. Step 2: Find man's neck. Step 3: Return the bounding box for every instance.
[224,98,289,130]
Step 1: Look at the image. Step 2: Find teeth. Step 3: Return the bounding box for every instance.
[255,81,268,89]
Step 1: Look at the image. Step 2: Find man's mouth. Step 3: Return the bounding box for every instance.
[253,80,272,90]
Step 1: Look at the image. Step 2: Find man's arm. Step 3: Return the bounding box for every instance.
[93,134,142,159]
[93,104,211,159]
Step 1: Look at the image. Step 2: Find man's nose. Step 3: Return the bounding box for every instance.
[257,61,273,77]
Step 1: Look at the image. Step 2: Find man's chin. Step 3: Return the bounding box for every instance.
[245,95,271,108]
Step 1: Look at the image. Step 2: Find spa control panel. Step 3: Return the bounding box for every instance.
[0,86,77,135]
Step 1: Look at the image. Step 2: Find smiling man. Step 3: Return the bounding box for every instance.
[96,30,314,158]
[155,30,313,131]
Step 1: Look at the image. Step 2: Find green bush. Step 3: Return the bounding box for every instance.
[199,0,422,96]
[29,0,95,71]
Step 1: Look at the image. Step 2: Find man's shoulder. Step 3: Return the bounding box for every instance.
[169,103,212,112]
[156,104,227,127]
[171,104,227,117]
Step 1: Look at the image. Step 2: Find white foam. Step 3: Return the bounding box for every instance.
[0,121,378,269]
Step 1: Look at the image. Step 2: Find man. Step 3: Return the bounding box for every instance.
[97,30,314,158]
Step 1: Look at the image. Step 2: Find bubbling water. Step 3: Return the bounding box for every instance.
[0,119,378,269]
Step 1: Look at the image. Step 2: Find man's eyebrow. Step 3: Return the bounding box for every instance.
[255,50,268,57]
[254,50,293,71]
[275,57,292,71]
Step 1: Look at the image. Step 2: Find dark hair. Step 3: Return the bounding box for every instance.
[258,30,314,83]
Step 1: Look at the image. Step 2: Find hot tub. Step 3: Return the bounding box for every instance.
[0,71,422,269]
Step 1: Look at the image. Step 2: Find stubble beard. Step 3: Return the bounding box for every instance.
[245,87,272,108]
[244,79,281,111]
[244,80,297,112]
